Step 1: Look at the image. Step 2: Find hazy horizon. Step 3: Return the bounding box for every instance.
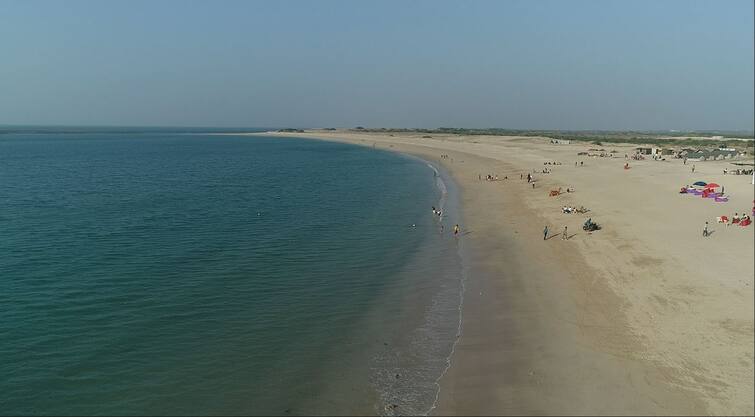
[1,123,754,134]
[1,0,753,131]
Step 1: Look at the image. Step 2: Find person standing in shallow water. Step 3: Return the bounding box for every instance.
[453,224,460,236]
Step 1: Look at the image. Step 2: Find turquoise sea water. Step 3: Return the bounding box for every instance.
[0,132,464,415]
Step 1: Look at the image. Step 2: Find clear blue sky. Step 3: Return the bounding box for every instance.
[1,0,752,130]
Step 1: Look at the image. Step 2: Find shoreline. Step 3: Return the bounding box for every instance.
[300,147,470,416]
[365,151,469,416]
[420,158,467,417]
[238,130,753,415]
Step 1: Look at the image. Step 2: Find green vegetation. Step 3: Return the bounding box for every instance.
[277,128,305,133]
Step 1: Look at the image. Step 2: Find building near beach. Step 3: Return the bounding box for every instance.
[685,149,740,161]
[635,147,672,156]
[635,147,655,155]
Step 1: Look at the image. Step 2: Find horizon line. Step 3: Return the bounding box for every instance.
[1,123,753,135]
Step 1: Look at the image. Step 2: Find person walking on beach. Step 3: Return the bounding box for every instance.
[703,221,709,237]
[692,164,695,173]
[453,224,460,236]
[562,226,568,240]
[543,225,549,240]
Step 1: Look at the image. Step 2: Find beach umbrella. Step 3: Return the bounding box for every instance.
[693,181,707,186]
[706,183,720,188]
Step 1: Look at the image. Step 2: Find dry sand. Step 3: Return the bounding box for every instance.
[255,130,754,415]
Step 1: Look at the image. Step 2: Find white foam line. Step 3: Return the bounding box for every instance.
[423,162,468,417]
[425,250,466,416]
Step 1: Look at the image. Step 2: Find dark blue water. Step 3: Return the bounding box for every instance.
[0,132,464,415]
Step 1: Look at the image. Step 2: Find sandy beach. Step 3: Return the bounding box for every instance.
[255,130,753,415]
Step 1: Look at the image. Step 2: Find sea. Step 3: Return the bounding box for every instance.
[0,128,466,416]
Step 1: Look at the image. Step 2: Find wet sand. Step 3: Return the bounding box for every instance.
[250,130,754,415]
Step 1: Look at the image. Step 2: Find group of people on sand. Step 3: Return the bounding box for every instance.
[542,225,571,240]
[723,168,754,175]
[679,184,726,195]
[479,173,506,181]
[706,213,752,238]
[562,205,588,214]
[440,154,450,159]
[544,161,561,165]
[728,213,752,227]
[551,186,573,195]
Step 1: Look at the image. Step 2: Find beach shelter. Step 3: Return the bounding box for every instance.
[706,183,720,189]
[693,181,707,186]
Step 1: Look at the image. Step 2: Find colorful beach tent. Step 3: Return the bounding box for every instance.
[706,183,720,188]
[693,181,707,186]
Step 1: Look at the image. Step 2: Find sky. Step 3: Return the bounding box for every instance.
[0,0,753,130]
